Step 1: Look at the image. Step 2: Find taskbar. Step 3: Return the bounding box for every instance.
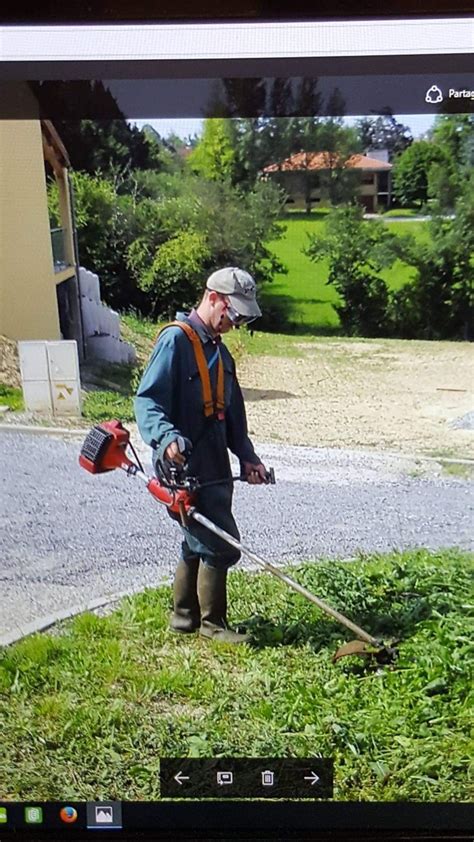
[0,801,473,835]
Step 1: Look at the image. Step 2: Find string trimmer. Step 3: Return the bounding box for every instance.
[79,420,398,665]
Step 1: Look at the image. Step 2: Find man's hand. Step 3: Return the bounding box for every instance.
[242,462,268,485]
[164,440,186,466]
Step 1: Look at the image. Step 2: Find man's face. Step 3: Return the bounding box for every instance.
[210,293,234,334]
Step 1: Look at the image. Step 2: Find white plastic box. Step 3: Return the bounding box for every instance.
[18,340,82,416]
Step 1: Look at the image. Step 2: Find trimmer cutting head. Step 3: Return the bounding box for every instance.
[333,639,399,665]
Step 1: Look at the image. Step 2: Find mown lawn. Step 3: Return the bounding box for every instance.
[0,549,472,803]
[266,213,430,332]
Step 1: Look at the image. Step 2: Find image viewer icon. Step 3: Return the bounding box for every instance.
[95,806,113,823]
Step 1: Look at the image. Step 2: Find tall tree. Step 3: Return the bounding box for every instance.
[388,177,474,339]
[51,119,160,177]
[305,205,394,336]
[429,114,474,168]
[392,140,449,207]
[187,118,236,181]
[427,115,474,211]
[356,112,413,161]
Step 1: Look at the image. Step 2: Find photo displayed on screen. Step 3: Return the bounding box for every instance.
[0,58,473,813]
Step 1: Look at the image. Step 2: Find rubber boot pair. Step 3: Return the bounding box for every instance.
[170,558,249,644]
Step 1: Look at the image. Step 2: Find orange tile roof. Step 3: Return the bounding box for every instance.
[263,151,392,172]
[345,153,392,170]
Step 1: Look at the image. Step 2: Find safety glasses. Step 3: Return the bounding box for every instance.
[224,299,257,327]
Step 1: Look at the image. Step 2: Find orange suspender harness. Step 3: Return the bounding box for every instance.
[157,321,225,418]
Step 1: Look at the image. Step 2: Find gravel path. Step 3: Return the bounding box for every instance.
[1,429,473,642]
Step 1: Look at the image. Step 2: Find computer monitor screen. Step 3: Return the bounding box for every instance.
[0,16,473,837]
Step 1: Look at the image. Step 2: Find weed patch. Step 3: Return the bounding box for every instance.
[0,383,24,411]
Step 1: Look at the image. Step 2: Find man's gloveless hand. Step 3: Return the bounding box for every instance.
[164,441,186,466]
[242,462,268,485]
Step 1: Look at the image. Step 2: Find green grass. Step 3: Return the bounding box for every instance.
[441,463,474,480]
[82,389,135,423]
[226,329,318,358]
[265,215,431,331]
[121,312,161,344]
[382,208,421,218]
[266,214,340,332]
[81,314,161,422]
[0,384,24,411]
[1,549,472,802]
[378,221,431,293]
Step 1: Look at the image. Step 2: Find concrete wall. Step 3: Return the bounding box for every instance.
[0,119,61,340]
[79,268,136,366]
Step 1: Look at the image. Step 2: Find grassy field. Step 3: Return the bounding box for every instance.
[266,213,430,332]
[0,549,472,803]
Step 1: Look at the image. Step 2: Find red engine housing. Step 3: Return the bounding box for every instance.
[79,420,195,521]
[79,420,135,474]
[147,477,195,520]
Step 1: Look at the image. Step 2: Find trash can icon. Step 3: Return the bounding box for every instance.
[261,770,275,786]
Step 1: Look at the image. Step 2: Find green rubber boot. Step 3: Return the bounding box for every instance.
[197,563,250,644]
[170,557,200,633]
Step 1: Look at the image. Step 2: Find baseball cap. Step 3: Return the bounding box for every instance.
[206,267,262,319]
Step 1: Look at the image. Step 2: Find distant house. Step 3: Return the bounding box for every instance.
[262,150,393,213]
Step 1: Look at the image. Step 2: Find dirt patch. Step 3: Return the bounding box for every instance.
[0,335,21,388]
[239,338,474,458]
[2,332,472,459]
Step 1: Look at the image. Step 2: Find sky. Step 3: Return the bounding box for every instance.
[132,114,436,142]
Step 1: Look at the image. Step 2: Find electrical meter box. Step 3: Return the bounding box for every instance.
[18,340,82,416]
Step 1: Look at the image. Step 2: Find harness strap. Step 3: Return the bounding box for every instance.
[157,321,225,418]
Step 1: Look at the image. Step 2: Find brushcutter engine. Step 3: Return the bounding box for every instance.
[79,420,195,523]
[79,420,133,474]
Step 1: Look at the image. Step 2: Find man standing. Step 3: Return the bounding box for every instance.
[135,267,268,644]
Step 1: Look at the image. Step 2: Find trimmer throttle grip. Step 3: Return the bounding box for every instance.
[266,467,276,484]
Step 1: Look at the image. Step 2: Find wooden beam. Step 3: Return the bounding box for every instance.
[41,119,71,169]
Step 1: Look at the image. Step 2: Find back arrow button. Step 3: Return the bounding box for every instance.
[174,771,190,785]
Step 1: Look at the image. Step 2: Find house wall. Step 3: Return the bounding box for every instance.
[0,120,61,340]
[276,170,383,211]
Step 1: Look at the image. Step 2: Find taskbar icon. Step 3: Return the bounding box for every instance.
[86,801,122,830]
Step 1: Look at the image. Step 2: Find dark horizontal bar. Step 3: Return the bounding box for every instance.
[1,800,473,832]
[0,4,473,23]
[1,53,473,81]
[1,73,473,120]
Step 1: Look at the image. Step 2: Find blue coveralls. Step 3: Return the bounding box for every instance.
[134,311,260,569]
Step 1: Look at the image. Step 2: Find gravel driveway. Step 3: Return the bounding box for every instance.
[1,429,473,643]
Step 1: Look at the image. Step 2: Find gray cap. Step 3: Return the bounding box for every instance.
[206,267,262,319]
